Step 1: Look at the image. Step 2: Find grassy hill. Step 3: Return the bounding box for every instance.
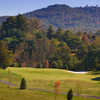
[0,68,100,100]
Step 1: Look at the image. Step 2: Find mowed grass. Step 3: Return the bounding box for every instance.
[0,83,97,100]
[0,67,100,100]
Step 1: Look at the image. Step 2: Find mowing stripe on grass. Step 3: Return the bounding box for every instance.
[0,79,100,99]
[0,80,16,86]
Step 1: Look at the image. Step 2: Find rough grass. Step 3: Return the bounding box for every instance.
[0,67,100,100]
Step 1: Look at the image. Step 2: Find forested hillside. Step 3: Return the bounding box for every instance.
[23,4,100,32]
[0,16,8,24]
[0,15,100,71]
[1,4,100,32]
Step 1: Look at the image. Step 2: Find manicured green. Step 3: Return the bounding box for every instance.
[0,68,100,100]
[0,83,97,100]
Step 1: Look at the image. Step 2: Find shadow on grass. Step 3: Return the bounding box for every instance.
[89,71,100,75]
[91,77,100,81]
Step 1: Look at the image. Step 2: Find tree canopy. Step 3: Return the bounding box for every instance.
[0,14,100,71]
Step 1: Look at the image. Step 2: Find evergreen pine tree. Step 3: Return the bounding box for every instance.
[67,89,73,100]
[47,25,55,39]
[20,78,26,90]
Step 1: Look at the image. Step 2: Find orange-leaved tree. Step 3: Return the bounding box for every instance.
[45,59,49,68]
[54,80,61,100]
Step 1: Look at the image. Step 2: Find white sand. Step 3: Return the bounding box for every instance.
[68,71,88,74]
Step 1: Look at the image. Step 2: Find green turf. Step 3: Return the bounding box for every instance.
[0,67,100,100]
[0,83,98,100]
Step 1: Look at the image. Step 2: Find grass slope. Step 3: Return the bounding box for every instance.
[0,68,100,100]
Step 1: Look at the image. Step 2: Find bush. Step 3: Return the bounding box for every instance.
[20,78,26,90]
[67,89,73,100]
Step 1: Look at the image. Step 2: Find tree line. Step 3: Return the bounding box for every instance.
[0,14,100,71]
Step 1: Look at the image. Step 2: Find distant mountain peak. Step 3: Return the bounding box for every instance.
[47,4,71,8]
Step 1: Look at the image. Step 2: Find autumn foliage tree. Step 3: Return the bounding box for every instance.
[0,40,12,69]
[45,59,49,68]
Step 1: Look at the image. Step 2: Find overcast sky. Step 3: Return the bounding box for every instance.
[0,0,100,16]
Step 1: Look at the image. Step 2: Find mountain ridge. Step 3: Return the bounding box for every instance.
[1,4,100,32]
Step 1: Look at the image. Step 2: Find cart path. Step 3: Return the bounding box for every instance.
[0,80,100,99]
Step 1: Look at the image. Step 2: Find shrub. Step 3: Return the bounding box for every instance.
[54,80,61,93]
[20,78,26,90]
[67,89,73,100]
[54,81,61,100]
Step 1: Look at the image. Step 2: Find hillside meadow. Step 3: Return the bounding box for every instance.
[0,67,100,100]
